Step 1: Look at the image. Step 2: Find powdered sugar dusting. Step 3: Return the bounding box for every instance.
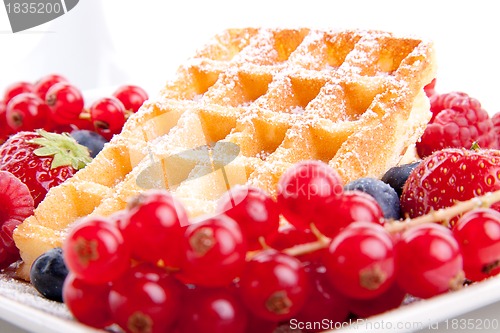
[0,273,71,319]
[14,27,436,289]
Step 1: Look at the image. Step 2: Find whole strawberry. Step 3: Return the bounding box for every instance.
[0,130,92,207]
[401,148,500,223]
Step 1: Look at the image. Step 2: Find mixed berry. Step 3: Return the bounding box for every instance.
[0,75,148,205]
[0,74,500,333]
[0,73,148,145]
[0,73,148,282]
[52,156,500,333]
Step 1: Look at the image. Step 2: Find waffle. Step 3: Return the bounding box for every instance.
[13,28,436,279]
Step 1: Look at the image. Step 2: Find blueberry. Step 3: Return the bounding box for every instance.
[345,177,401,220]
[30,247,68,302]
[381,161,421,197]
[70,129,107,158]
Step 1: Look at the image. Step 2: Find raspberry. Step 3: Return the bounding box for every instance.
[417,92,497,158]
[0,170,35,269]
[424,78,436,98]
[493,112,500,148]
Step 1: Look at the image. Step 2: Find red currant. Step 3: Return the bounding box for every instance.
[71,116,95,131]
[293,262,349,331]
[109,263,183,333]
[0,101,14,143]
[347,282,406,318]
[113,85,148,113]
[3,81,34,105]
[453,208,500,282]
[63,216,131,284]
[34,74,67,100]
[314,190,384,237]
[396,223,464,299]
[176,287,248,333]
[89,97,126,141]
[5,93,50,131]
[63,273,113,329]
[217,185,280,250]
[277,160,343,230]
[244,314,277,333]
[323,222,395,300]
[46,82,84,124]
[266,225,324,263]
[178,214,247,287]
[238,250,309,322]
[118,190,188,268]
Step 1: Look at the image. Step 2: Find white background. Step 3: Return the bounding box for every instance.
[0,1,500,333]
[0,0,499,113]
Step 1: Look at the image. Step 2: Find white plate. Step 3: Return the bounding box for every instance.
[1,2,499,332]
[1,271,500,333]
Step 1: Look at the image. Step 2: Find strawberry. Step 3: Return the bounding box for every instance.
[0,130,92,207]
[400,148,500,224]
[0,170,34,269]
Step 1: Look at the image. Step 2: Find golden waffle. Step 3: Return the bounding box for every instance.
[13,28,436,279]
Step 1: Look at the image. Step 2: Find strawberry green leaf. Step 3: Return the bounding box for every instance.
[29,130,92,170]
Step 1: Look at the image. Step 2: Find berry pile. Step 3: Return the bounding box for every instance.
[418,80,499,158]
[0,74,148,144]
[0,73,149,272]
[47,158,500,333]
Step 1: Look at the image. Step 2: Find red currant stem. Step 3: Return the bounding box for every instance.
[282,238,329,257]
[310,223,329,243]
[260,190,500,259]
[79,109,91,120]
[385,189,500,234]
[258,236,271,250]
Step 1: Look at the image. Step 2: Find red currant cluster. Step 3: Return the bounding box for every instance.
[0,74,148,143]
[61,160,500,333]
